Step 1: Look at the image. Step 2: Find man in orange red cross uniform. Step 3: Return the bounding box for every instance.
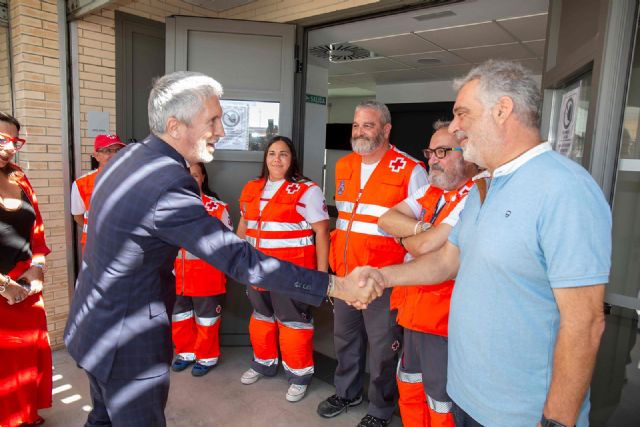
[377,120,479,427]
[70,134,126,251]
[317,100,428,427]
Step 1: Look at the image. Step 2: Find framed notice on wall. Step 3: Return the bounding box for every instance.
[555,87,580,156]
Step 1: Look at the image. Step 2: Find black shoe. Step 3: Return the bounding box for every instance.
[357,415,390,427]
[191,361,216,377]
[317,393,363,418]
[171,357,194,372]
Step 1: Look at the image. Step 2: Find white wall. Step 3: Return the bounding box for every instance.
[303,64,329,188]
[328,96,371,123]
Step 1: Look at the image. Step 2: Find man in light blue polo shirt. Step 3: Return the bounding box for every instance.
[355,60,611,427]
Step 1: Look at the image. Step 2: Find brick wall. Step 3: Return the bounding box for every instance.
[0,26,12,113]
[9,0,67,348]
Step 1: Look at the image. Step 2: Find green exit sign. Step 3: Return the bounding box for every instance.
[306,94,327,105]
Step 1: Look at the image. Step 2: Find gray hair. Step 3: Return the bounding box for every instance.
[148,71,224,134]
[453,60,541,129]
[355,100,392,125]
[433,119,451,132]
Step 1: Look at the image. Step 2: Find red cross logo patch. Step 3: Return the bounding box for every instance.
[204,200,219,212]
[285,183,301,194]
[389,157,407,173]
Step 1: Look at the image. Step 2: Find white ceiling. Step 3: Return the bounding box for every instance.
[307,0,549,97]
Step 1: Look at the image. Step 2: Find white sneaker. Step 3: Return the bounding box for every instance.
[240,368,262,385]
[285,384,308,402]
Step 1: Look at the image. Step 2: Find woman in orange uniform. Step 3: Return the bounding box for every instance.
[0,112,51,427]
[170,162,233,377]
[237,136,329,402]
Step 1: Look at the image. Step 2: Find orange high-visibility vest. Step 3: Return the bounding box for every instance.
[239,178,318,274]
[75,169,100,250]
[330,146,424,276]
[174,194,228,297]
[392,179,474,337]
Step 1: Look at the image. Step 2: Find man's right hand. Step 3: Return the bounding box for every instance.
[329,267,388,309]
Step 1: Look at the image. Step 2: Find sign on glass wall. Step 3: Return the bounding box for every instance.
[218,100,280,151]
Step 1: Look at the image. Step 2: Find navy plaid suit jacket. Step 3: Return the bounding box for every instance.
[64,134,328,382]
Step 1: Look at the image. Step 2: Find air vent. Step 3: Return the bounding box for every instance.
[413,10,456,21]
[309,43,374,63]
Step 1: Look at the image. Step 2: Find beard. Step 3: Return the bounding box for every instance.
[428,161,467,190]
[195,138,215,163]
[351,131,385,155]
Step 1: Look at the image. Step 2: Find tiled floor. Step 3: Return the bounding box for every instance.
[41,346,402,427]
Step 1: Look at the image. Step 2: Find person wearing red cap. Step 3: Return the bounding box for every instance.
[70,134,126,250]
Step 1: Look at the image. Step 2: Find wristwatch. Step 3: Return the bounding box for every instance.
[0,275,10,293]
[31,262,48,274]
[420,221,432,232]
[540,414,567,427]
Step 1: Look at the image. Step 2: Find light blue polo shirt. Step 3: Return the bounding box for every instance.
[447,143,611,427]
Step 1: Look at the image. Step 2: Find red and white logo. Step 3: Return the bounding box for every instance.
[285,183,301,194]
[389,157,407,173]
[204,200,219,212]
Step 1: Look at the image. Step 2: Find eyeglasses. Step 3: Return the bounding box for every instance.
[96,147,122,154]
[422,147,463,160]
[0,132,26,151]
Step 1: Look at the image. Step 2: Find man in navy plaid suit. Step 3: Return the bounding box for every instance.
[64,71,384,427]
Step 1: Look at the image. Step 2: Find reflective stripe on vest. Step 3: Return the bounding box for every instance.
[336,201,389,218]
[172,310,194,322]
[282,361,314,377]
[195,315,221,327]
[246,220,311,232]
[246,235,315,249]
[335,218,387,237]
[253,311,275,323]
[427,395,453,414]
[279,319,313,330]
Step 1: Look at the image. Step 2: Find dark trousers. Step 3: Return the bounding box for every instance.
[84,371,169,427]
[452,402,485,427]
[333,288,402,420]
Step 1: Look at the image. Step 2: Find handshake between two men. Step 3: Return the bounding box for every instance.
[329,266,389,309]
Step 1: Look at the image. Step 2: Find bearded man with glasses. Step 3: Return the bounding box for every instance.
[70,134,126,251]
[377,120,478,427]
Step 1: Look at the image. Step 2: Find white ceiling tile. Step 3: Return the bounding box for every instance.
[390,50,468,67]
[344,57,411,73]
[371,69,436,84]
[497,13,548,42]
[523,39,546,58]
[450,42,534,63]
[328,61,362,76]
[416,21,516,50]
[351,33,441,57]
[422,64,475,80]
